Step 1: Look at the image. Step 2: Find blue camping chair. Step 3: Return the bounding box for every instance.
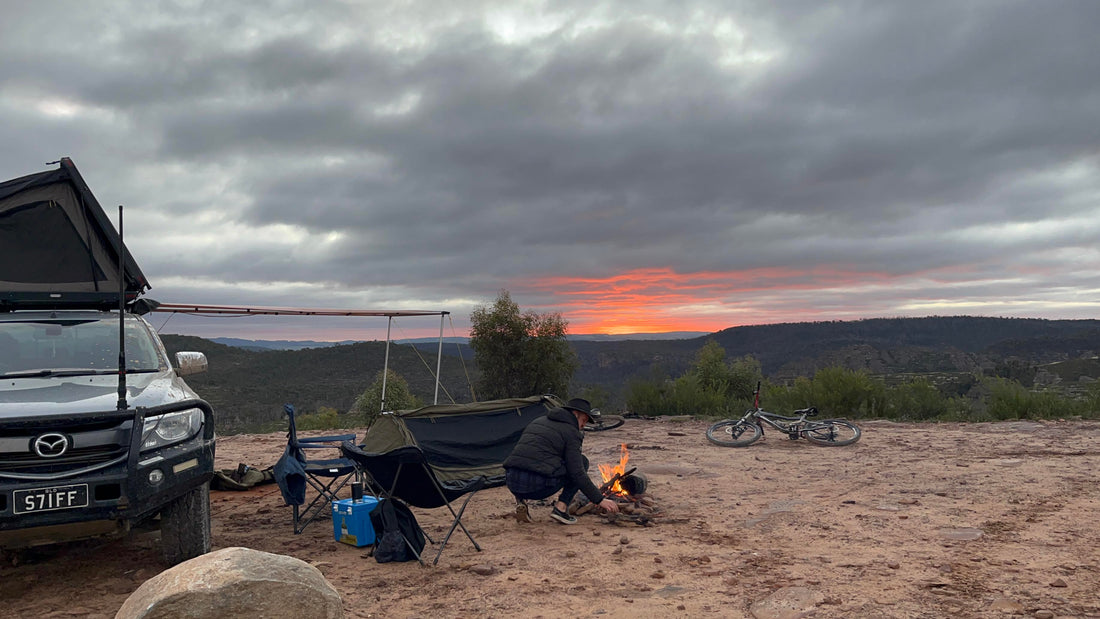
[274,403,359,534]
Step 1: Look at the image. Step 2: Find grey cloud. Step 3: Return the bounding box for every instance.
[2,1,1099,336]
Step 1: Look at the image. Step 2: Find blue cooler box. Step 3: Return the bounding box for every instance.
[332,496,380,547]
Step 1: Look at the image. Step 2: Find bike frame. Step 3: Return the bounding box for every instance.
[736,407,815,434]
[736,382,817,435]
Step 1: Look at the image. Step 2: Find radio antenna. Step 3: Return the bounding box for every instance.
[116,204,129,410]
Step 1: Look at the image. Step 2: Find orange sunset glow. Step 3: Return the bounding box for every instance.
[523,266,896,335]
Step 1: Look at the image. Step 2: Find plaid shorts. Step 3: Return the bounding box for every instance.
[504,467,562,501]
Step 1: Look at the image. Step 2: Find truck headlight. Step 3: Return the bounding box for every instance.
[141,408,203,451]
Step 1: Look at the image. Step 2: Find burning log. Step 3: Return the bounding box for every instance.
[569,444,664,525]
[598,466,637,498]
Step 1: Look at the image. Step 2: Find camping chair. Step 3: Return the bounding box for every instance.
[339,442,486,565]
[273,403,359,534]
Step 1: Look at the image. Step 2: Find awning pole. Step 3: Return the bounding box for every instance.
[381,316,392,412]
[434,313,445,404]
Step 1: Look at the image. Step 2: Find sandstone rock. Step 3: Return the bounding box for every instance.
[115,547,343,619]
[749,586,825,619]
[988,597,1023,613]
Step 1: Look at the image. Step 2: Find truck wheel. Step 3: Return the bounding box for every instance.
[160,483,212,565]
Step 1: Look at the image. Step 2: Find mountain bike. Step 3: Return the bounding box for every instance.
[705,383,861,447]
[583,409,625,432]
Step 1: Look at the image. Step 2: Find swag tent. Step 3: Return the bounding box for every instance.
[361,395,563,489]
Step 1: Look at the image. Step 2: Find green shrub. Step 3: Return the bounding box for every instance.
[351,369,421,428]
[984,376,1083,420]
[625,349,760,418]
[887,378,948,420]
[294,406,342,431]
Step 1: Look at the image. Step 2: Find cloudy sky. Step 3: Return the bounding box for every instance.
[3,1,1098,341]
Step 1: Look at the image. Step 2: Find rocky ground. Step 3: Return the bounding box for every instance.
[4,417,1100,618]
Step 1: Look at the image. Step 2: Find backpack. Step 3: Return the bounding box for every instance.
[369,498,426,563]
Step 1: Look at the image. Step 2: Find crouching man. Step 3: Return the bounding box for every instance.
[503,398,620,524]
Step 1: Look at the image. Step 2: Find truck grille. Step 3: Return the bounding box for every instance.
[0,445,127,474]
[0,412,135,479]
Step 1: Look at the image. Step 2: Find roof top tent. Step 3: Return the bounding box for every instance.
[0,157,149,311]
[151,304,453,407]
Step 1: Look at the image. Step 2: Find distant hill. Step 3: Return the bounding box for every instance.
[167,316,1100,434]
[210,331,712,350]
[162,335,474,434]
[569,316,1100,398]
[209,337,362,351]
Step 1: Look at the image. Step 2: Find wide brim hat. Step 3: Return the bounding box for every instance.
[564,398,600,422]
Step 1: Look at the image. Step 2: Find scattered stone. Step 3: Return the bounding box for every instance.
[898,498,919,505]
[886,562,900,570]
[650,571,665,579]
[470,564,497,576]
[620,535,630,545]
[564,551,577,558]
[748,587,825,619]
[1034,611,1055,619]
[1049,578,1067,587]
[988,597,1023,613]
[938,528,983,541]
[115,547,342,619]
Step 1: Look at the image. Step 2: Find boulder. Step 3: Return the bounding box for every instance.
[116,547,343,619]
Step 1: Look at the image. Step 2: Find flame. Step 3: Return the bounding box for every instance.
[598,443,630,496]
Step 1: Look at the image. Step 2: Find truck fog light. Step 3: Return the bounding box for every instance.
[148,469,165,485]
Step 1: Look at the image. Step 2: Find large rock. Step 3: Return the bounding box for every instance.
[116,547,343,619]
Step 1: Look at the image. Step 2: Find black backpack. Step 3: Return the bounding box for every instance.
[370,498,426,563]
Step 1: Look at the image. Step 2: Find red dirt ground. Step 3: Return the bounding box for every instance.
[4,417,1100,618]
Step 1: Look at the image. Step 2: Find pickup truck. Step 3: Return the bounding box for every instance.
[0,158,216,564]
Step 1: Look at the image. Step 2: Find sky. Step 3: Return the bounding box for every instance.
[2,1,1099,342]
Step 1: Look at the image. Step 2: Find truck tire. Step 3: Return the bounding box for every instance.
[160,483,212,565]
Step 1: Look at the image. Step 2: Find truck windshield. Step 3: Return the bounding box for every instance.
[0,317,165,376]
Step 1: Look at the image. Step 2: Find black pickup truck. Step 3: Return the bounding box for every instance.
[0,158,215,565]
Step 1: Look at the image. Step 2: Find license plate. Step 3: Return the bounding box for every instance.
[13,484,89,514]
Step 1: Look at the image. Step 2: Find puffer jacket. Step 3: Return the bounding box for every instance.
[503,407,604,504]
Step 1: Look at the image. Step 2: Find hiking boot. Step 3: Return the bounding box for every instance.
[515,501,533,524]
[549,506,577,525]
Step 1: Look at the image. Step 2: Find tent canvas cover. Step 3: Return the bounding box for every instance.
[0,158,149,309]
[361,395,563,488]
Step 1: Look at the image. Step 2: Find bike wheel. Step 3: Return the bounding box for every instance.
[803,419,861,446]
[584,415,625,432]
[705,420,762,447]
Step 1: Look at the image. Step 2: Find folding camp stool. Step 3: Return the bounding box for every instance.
[340,442,485,565]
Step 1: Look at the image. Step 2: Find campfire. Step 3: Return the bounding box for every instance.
[573,444,662,526]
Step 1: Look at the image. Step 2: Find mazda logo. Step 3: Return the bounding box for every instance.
[32,433,70,458]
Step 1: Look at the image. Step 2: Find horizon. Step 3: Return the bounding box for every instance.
[154,311,1096,343]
